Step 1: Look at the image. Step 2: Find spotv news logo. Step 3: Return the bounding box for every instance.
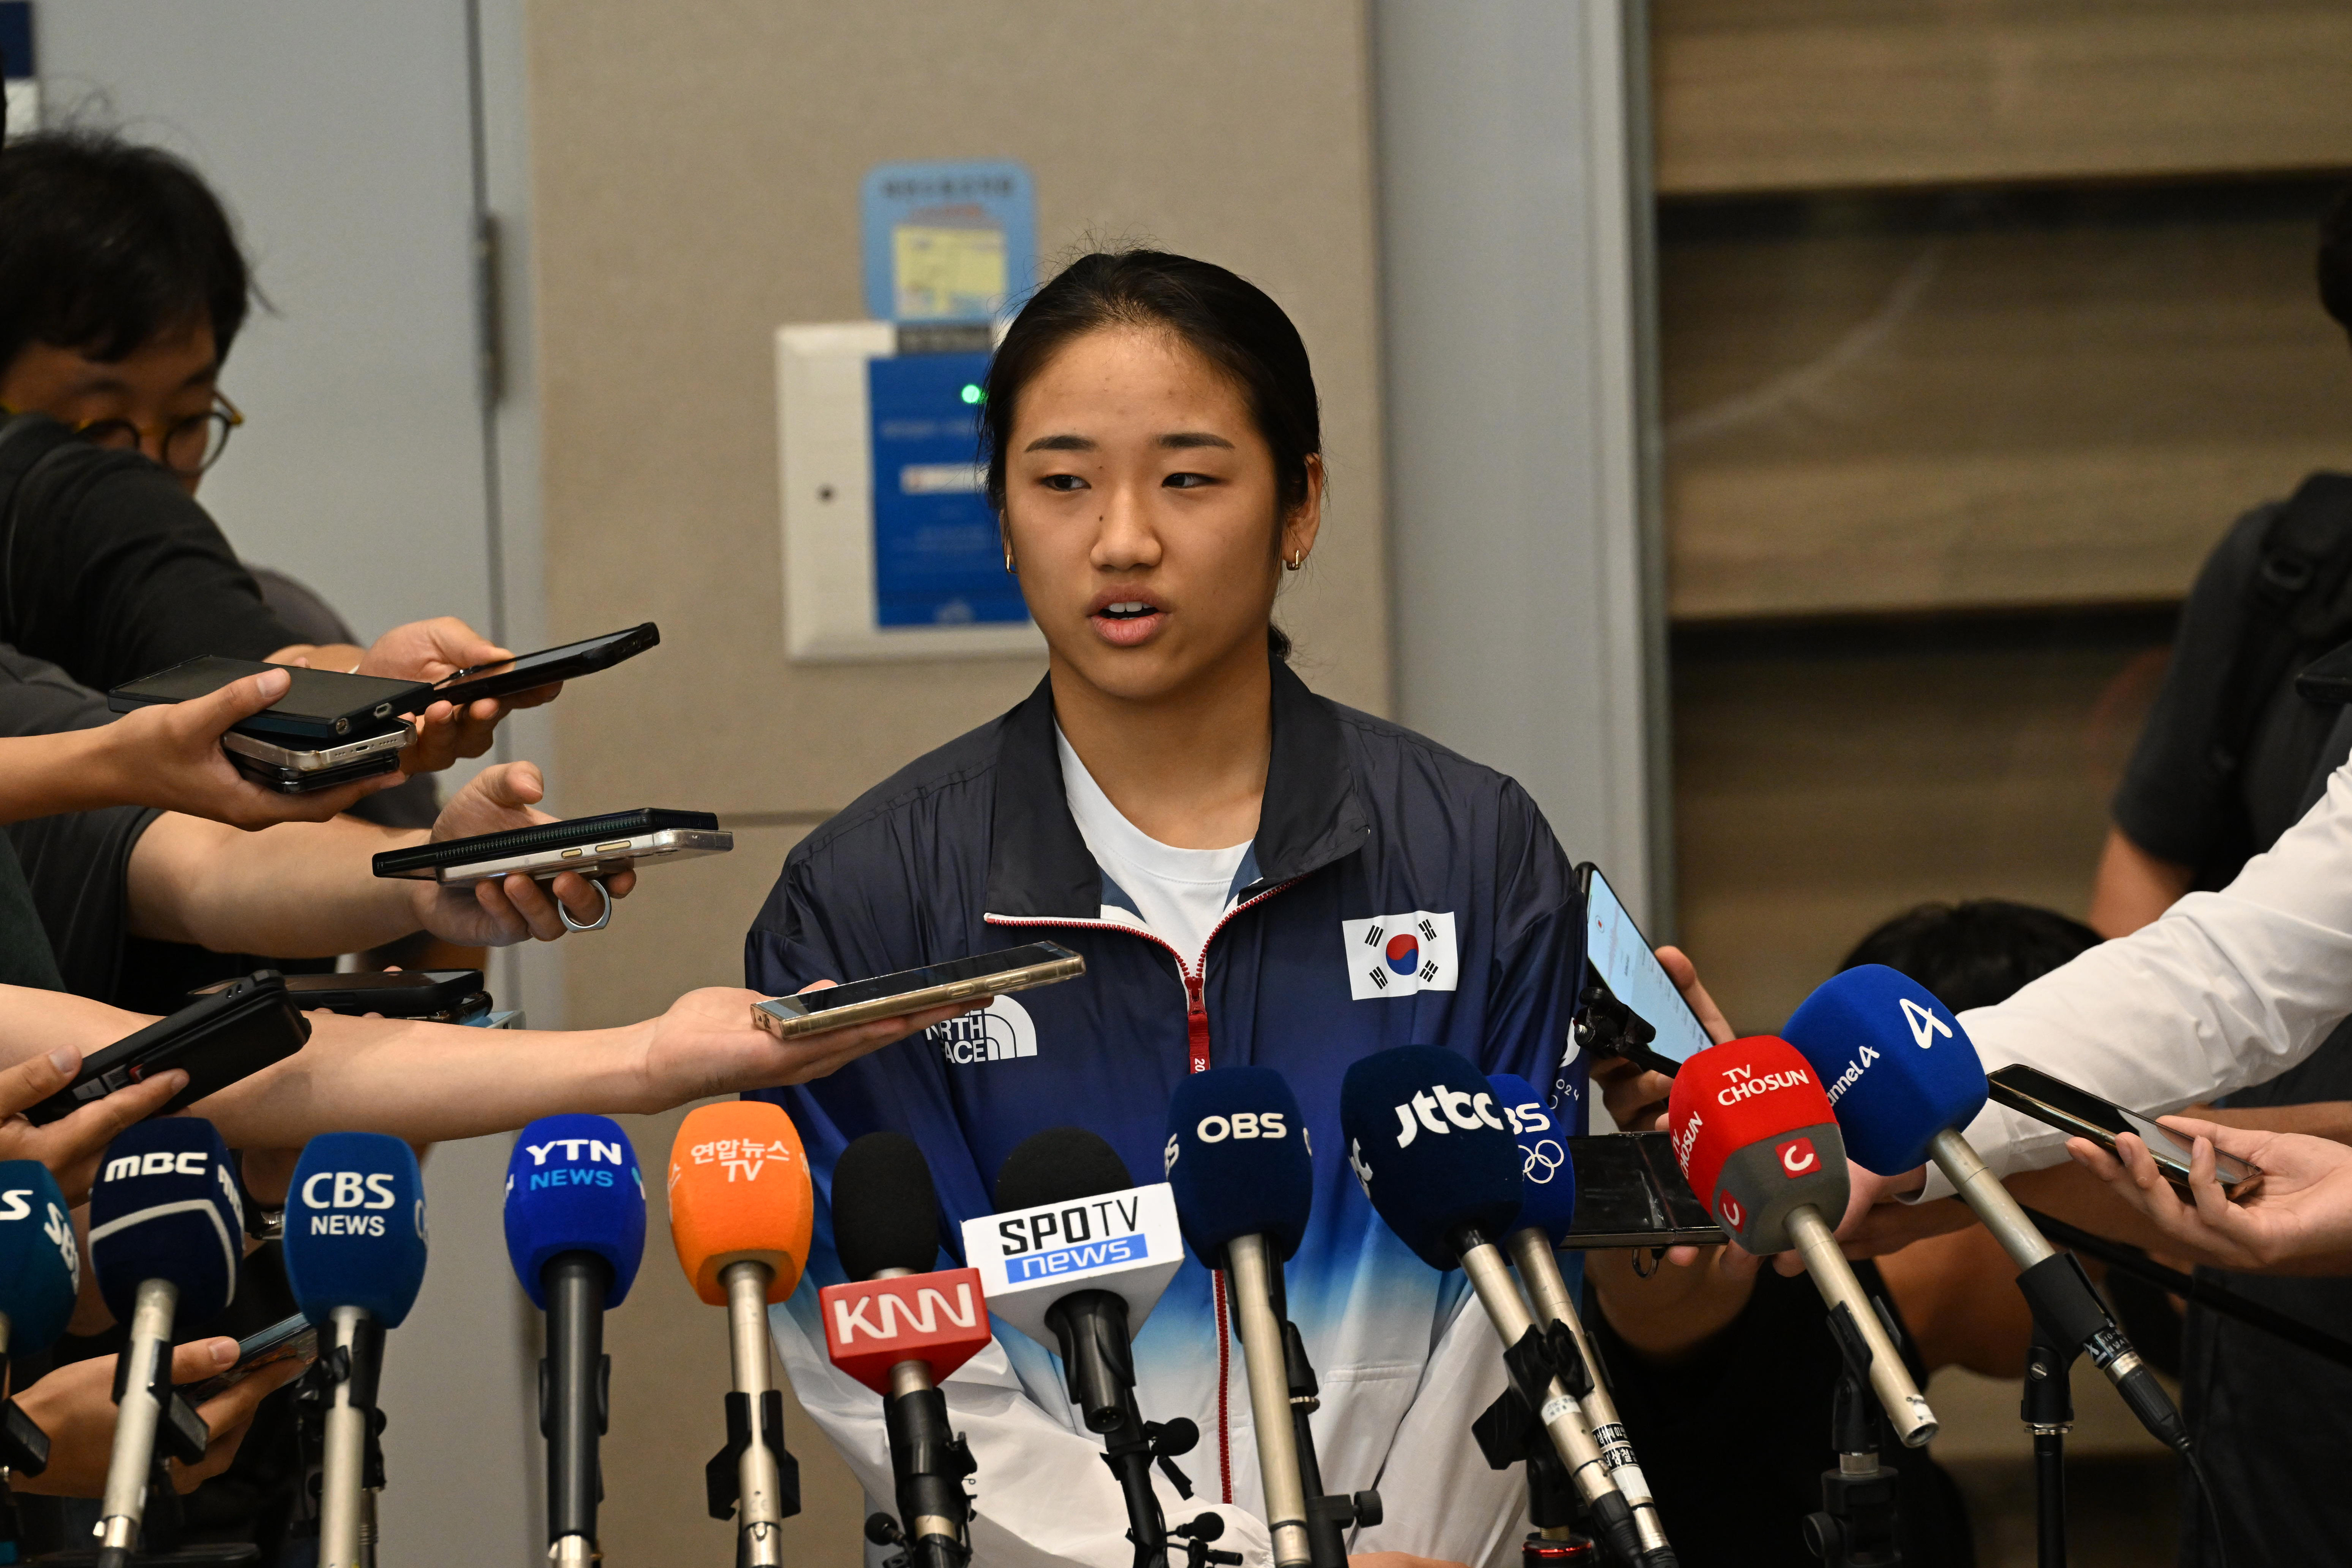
[992,1194,1151,1283]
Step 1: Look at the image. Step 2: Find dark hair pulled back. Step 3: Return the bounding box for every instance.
[981,250,1321,658]
[0,128,253,374]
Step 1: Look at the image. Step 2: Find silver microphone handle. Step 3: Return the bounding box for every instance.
[1784,1205,1939,1447]
[95,1278,177,1556]
[1456,1241,1619,1507]
[1927,1128,2057,1270]
[319,1305,372,1568]
[722,1259,789,1567]
[1504,1228,1670,1557]
[1227,1234,1314,1568]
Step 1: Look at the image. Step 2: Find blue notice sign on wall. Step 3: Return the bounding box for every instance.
[868,352,1027,628]
[860,159,1035,324]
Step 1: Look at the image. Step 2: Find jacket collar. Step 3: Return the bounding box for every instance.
[984,657,1371,918]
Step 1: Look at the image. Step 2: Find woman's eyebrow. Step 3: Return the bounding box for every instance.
[1159,432,1234,450]
[1024,433,1094,453]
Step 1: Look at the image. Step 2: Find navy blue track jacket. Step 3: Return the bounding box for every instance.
[745,659,1586,1568]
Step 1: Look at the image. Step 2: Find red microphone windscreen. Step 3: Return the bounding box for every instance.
[819,1266,992,1395]
[1667,1035,1849,1252]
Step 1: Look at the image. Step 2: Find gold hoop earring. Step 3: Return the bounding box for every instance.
[1003,553,1017,576]
[1284,550,1304,572]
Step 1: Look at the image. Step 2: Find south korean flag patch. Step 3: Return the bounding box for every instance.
[1339,911,1459,1000]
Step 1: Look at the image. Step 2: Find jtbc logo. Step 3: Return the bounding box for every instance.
[1390,1085,1503,1148]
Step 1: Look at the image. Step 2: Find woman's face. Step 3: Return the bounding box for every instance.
[1001,325,1318,705]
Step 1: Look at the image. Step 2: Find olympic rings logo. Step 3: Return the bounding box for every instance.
[1522,1139,1567,1185]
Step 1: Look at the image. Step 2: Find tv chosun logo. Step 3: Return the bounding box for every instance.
[926,995,1038,1066]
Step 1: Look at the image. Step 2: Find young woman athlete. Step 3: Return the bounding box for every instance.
[748,252,1587,1568]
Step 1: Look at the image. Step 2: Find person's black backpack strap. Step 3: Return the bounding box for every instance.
[2205,472,2352,788]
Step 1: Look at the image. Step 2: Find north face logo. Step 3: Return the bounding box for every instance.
[926,995,1038,1066]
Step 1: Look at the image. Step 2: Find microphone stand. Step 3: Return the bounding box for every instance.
[2020,1325,2073,1568]
[316,1309,387,1568]
[1265,1271,1381,1568]
[1043,1289,1212,1568]
[1,1352,49,1559]
[1803,1301,1905,1568]
[705,1260,801,1567]
[542,1253,613,1568]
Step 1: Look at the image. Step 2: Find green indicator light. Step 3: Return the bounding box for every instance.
[960,384,985,405]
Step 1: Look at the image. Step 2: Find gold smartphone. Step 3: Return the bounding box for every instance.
[753,941,1085,1040]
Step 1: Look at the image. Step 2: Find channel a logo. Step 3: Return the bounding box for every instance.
[927,994,1038,1066]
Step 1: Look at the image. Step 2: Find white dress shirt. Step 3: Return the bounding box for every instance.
[1922,752,2352,1199]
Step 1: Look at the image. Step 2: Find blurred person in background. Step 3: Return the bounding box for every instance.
[2078,183,2352,1568]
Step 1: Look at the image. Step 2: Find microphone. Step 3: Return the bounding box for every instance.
[1486,1075,1672,1563]
[1663,1038,1939,1450]
[86,1119,243,1567]
[667,1100,810,1566]
[0,1160,79,1486]
[961,1128,1200,1568]
[1338,1048,1654,1568]
[1165,1068,1381,1568]
[819,1131,984,1568]
[1782,965,2191,1456]
[281,1133,428,1568]
[505,1113,646,1567]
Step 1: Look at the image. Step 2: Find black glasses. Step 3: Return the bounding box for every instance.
[66,393,246,477]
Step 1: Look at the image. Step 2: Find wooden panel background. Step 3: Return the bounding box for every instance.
[521,2,1391,1560]
[1655,0,2352,196]
[1672,614,2170,1034]
[1660,186,2352,621]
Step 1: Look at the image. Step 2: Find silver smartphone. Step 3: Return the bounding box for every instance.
[1988,1064,2261,1201]
[753,941,1086,1040]
[427,826,734,886]
[221,718,413,773]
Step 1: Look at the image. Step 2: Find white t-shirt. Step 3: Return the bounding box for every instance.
[1056,725,1252,964]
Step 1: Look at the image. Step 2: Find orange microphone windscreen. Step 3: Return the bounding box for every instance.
[667,1101,813,1305]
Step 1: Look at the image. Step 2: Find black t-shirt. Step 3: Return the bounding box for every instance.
[0,414,299,692]
[1582,1262,1972,1568]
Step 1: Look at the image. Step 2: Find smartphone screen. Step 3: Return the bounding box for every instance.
[1562,1132,1723,1247]
[1581,866,1717,1069]
[1988,1065,2256,1189]
[790,944,1073,1014]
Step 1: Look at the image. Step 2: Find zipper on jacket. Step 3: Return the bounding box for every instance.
[1184,972,1211,1076]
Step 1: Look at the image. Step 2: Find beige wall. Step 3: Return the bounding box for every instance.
[522,2,1391,1557]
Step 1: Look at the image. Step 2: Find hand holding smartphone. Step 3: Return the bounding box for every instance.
[752,942,1086,1040]
[1575,863,1717,1076]
[1989,1064,2261,1200]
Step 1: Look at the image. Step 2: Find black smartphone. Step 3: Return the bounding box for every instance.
[2296,640,2352,705]
[752,941,1087,1040]
[1574,863,1718,1076]
[225,745,406,795]
[108,656,433,741]
[28,972,312,1126]
[428,622,660,708]
[370,807,730,884]
[178,1312,320,1405]
[1987,1064,2260,1199]
[193,969,488,1021]
[1561,1132,1726,1249]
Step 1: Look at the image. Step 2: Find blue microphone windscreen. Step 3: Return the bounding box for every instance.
[0,1161,79,1357]
[1338,1047,1521,1270]
[88,1119,243,1325]
[1164,1067,1313,1266]
[1486,1074,1576,1245]
[1782,964,1990,1176]
[283,1134,429,1329]
[504,1114,645,1310]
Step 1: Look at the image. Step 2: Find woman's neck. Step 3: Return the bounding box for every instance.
[1050,645,1272,851]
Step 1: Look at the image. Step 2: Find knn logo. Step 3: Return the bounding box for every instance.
[927,994,1037,1066]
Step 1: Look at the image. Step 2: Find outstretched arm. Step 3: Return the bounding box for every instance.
[2068,1118,2352,1275]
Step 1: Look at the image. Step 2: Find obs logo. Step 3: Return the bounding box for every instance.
[1193,1111,1288,1143]
[1390,1085,1504,1148]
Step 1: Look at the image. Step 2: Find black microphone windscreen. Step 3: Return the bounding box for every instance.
[994,1126,1133,1212]
[832,1131,943,1281]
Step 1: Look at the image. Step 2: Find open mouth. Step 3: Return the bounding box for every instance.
[1088,595,1167,646]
